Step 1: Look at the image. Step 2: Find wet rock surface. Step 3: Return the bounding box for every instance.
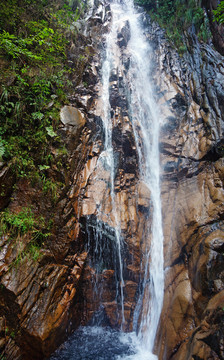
[0,1,224,359]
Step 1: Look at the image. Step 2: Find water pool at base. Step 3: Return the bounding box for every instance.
[50,326,158,360]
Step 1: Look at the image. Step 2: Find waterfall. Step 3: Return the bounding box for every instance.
[51,0,164,358]
[126,2,164,352]
[98,0,164,357]
[100,10,125,326]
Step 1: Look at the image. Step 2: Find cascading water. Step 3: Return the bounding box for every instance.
[125,2,164,354]
[51,0,164,359]
[100,15,125,325]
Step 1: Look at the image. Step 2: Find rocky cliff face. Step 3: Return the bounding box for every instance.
[146,18,224,360]
[0,1,224,359]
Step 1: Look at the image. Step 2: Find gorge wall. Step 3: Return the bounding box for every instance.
[0,1,224,359]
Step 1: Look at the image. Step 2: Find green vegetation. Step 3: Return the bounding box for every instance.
[0,0,88,265]
[0,0,85,196]
[0,207,52,262]
[213,1,224,24]
[4,327,15,339]
[135,0,211,52]
[0,207,36,235]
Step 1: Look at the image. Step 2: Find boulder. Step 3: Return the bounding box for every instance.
[60,106,86,129]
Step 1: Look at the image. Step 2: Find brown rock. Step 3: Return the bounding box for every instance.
[60,105,86,128]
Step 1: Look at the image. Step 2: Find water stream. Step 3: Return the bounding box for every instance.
[100,12,125,325]
[51,0,164,358]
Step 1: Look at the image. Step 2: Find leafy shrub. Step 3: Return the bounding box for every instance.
[0,31,42,61]
[0,207,52,262]
[213,1,224,24]
[0,207,35,236]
